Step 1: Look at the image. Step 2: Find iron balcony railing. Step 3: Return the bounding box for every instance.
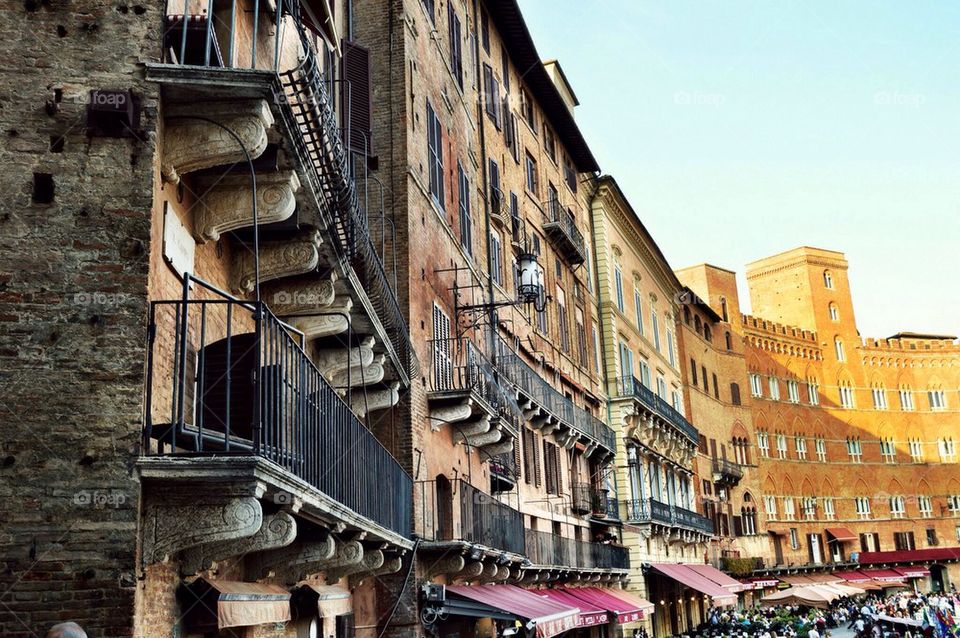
[625,497,715,535]
[712,457,744,482]
[415,479,525,555]
[142,283,412,538]
[617,375,699,444]
[161,0,417,379]
[525,529,629,570]
[571,483,616,519]
[427,338,522,439]
[541,198,587,265]
[495,338,616,453]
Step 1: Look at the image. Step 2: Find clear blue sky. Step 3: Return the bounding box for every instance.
[521,0,960,339]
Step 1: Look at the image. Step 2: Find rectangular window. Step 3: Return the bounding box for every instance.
[873,387,888,409]
[639,359,651,388]
[426,101,444,208]
[432,304,452,389]
[823,497,835,521]
[846,438,862,463]
[927,528,937,546]
[890,496,906,519]
[757,431,770,458]
[619,341,633,380]
[949,495,960,513]
[776,434,788,459]
[480,6,490,52]
[929,390,947,410]
[763,495,777,520]
[501,48,509,91]
[656,377,667,399]
[768,377,781,401]
[563,155,577,193]
[489,230,503,286]
[909,439,924,462]
[855,496,871,519]
[521,88,535,130]
[894,531,915,551]
[940,438,957,462]
[795,436,807,460]
[802,497,817,521]
[815,437,827,462]
[652,311,661,351]
[614,266,625,312]
[575,307,587,367]
[592,323,601,374]
[835,339,845,361]
[482,64,501,129]
[730,383,741,406]
[750,373,763,398]
[457,162,471,255]
[666,329,676,367]
[543,124,557,163]
[447,4,463,89]
[787,380,799,403]
[880,439,896,463]
[488,158,501,215]
[919,495,933,518]
[900,389,915,411]
[556,286,570,354]
[808,380,820,405]
[525,153,538,195]
[634,291,644,335]
[789,528,799,550]
[672,390,683,414]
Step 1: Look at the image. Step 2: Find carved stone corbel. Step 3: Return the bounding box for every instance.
[250,535,336,580]
[233,230,322,294]
[427,555,465,578]
[327,548,382,584]
[429,400,474,431]
[463,427,502,448]
[352,382,401,417]
[315,337,376,376]
[519,571,540,584]
[179,510,297,575]
[330,354,385,388]
[264,273,338,315]
[349,554,402,589]
[141,496,262,565]
[481,438,514,457]
[287,299,353,340]
[454,561,485,581]
[476,562,499,582]
[162,99,274,183]
[193,171,301,243]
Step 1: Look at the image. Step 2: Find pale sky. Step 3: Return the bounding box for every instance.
[521,0,960,339]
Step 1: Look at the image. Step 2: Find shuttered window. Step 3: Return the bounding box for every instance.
[432,304,452,390]
[543,440,561,495]
[457,162,471,255]
[482,64,501,129]
[447,4,463,89]
[340,41,372,155]
[533,432,542,487]
[426,100,444,208]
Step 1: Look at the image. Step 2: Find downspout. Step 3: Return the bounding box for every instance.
[472,0,497,361]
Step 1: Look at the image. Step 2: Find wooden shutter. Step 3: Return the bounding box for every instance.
[733,515,743,537]
[432,305,451,390]
[873,532,881,551]
[513,432,522,478]
[554,445,562,494]
[533,433,542,487]
[522,428,534,484]
[341,40,372,155]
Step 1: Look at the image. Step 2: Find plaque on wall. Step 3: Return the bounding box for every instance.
[163,202,195,280]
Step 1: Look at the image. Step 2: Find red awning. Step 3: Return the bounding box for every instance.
[834,571,871,583]
[537,589,608,628]
[825,527,858,542]
[893,566,930,578]
[562,587,653,624]
[857,547,960,564]
[686,564,748,592]
[649,564,738,607]
[446,585,579,638]
[860,569,907,583]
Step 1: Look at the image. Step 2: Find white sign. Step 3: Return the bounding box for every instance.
[163,202,195,280]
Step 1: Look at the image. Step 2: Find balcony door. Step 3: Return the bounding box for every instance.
[433,305,452,390]
[436,475,454,541]
[619,341,633,383]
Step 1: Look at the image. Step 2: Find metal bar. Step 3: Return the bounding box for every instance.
[251,0,260,69]
[203,0,214,66]
[224,301,232,451]
[227,0,236,67]
[196,302,207,450]
[179,0,189,66]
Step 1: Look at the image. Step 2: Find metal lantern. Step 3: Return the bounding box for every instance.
[517,252,545,305]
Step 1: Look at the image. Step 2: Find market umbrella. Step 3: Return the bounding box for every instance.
[760,585,839,610]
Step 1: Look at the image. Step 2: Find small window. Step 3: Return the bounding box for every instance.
[823,270,834,289]
[834,338,845,361]
[524,153,538,195]
[828,303,840,321]
[426,101,444,208]
[730,383,741,406]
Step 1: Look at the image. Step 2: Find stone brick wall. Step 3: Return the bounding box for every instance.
[0,2,160,636]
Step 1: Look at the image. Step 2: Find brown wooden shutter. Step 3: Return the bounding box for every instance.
[533,433,542,487]
[340,40,372,156]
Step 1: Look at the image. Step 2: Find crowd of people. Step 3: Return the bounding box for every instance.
[691,589,960,638]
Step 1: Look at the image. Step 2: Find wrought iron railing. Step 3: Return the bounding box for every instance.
[495,338,615,452]
[541,198,587,264]
[525,529,629,570]
[572,483,615,519]
[571,483,593,514]
[415,479,525,555]
[624,497,714,535]
[161,0,418,379]
[617,375,699,444]
[427,338,521,439]
[142,282,412,538]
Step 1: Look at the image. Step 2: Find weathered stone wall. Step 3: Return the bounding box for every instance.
[0,1,160,636]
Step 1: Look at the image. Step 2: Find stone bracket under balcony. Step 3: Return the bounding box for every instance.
[233,230,322,294]
[420,543,526,583]
[519,567,629,586]
[626,409,696,468]
[162,99,274,183]
[428,397,516,457]
[136,457,415,555]
[179,510,298,576]
[193,171,301,243]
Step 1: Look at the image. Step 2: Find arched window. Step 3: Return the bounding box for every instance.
[834,337,845,362]
[704,325,712,342]
[683,306,691,325]
[725,331,732,350]
[720,297,728,322]
[828,303,840,322]
[823,270,834,289]
[694,315,702,334]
